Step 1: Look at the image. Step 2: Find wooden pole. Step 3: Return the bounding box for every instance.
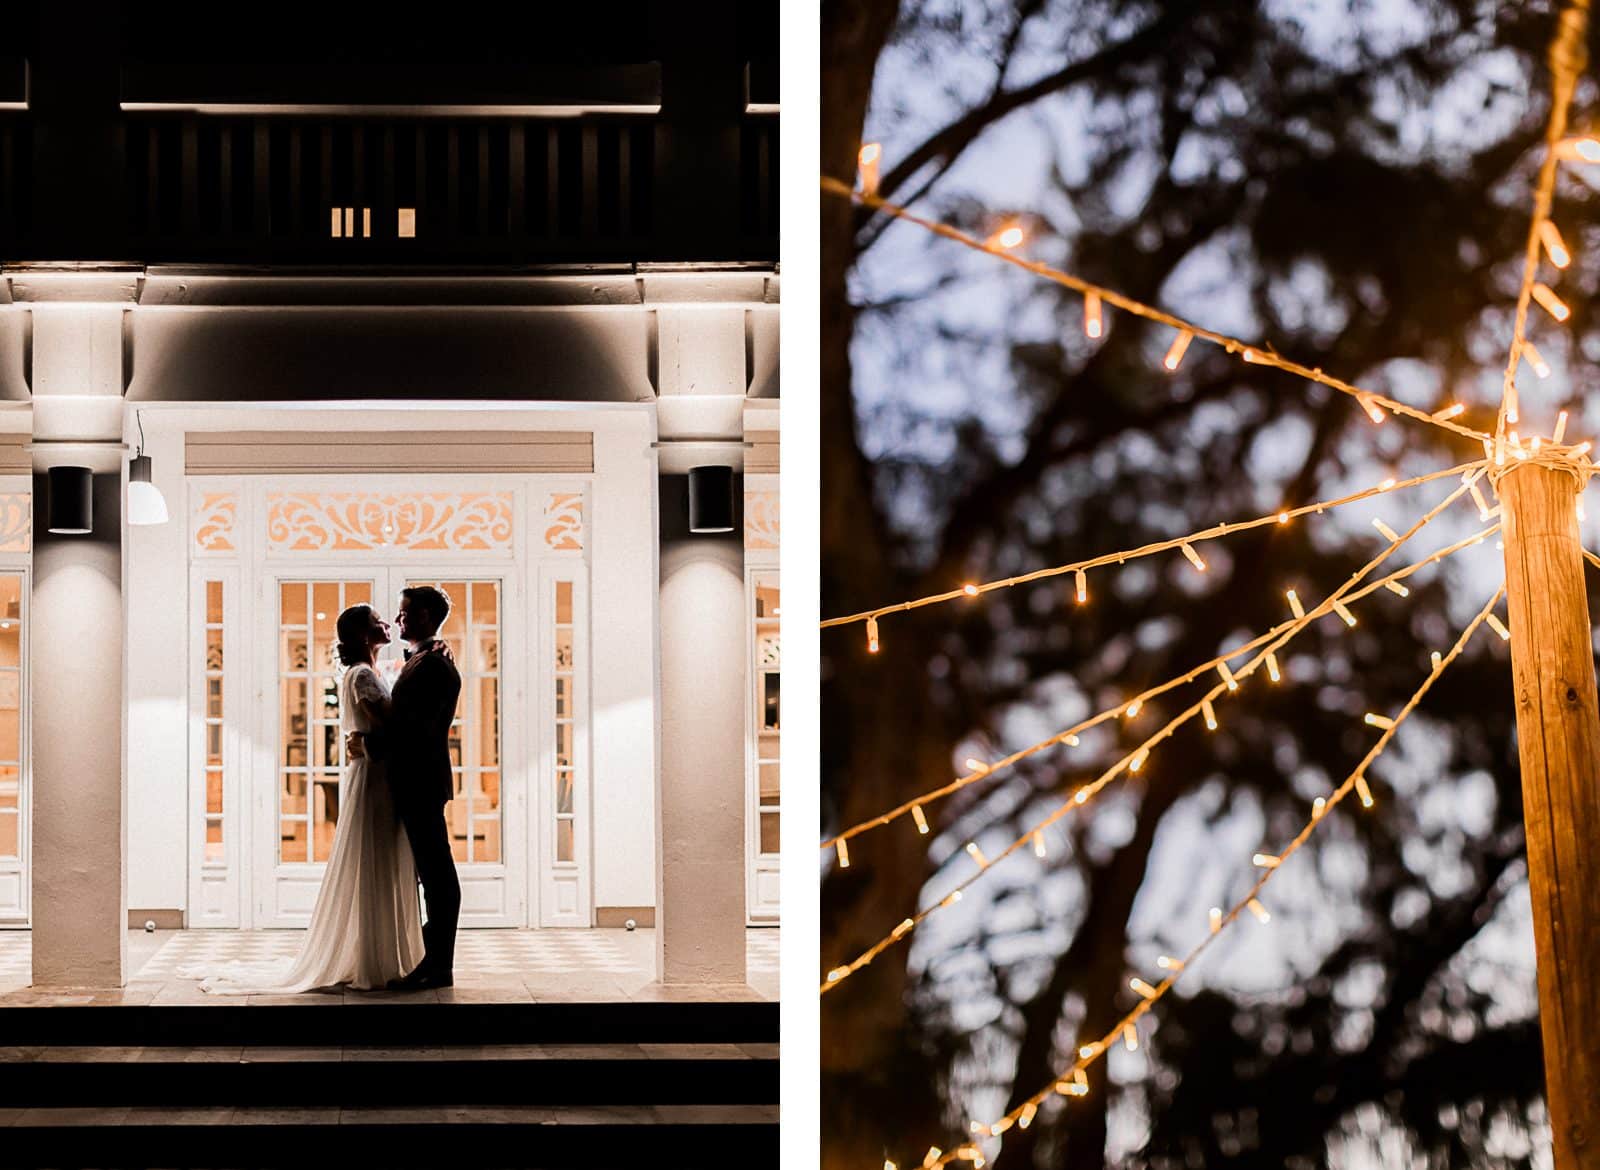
[1500,461,1600,1167]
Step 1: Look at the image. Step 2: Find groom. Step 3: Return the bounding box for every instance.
[347,585,462,989]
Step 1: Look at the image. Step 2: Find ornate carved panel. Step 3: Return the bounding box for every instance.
[0,494,30,554]
[266,491,515,554]
[745,489,778,551]
[192,492,238,555]
[542,492,584,553]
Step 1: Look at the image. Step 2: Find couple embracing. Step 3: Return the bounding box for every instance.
[188,586,462,994]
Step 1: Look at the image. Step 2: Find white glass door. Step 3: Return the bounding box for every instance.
[252,569,523,928]
[746,571,780,922]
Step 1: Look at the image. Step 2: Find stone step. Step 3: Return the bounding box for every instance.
[0,1043,779,1107]
[0,1104,779,1168]
[0,999,776,1047]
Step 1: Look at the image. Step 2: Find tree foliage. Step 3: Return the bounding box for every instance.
[822,2,1590,1167]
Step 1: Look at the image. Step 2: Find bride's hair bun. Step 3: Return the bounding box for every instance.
[333,604,375,667]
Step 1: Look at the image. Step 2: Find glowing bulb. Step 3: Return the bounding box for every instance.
[1253,853,1280,868]
[965,757,988,773]
[1078,1041,1103,1060]
[1075,568,1087,603]
[1060,732,1080,746]
[1247,898,1271,923]
[1312,796,1327,818]
[867,616,880,654]
[1355,774,1375,809]
[1430,651,1443,670]
[1357,394,1386,425]
[1556,410,1570,443]
[1539,220,1572,268]
[1241,347,1265,364]
[1576,137,1600,161]
[911,805,929,834]
[1130,977,1159,1001]
[1431,402,1465,421]
[991,223,1025,250]
[1266,652,1281,683]
[963,583,979,597]
[1074,788,1089,805]
[1128,748,1149,774]
[1163,329,1194,371]
[1379,476,1396,490]
[1575,440,1593,457]
[1332,600,1357,627]
[1157,955,1185,971]
[923,1150,943,1169]
[965,842,989,867]
[1384,580,1410,597]
[1286,589,1304,619]
[1084,291,1103,339]
[1123,1024,1139,1052]
[836,838,850,868]
[827,966,848,982]
[1277,511,1289,524]
[1525,342,1552,378]
[1364,712,1395,730]
[1019,1103,1038,1130]
[1125,699,1142,718]
[1532,282,1571,322]
[1485,613,1511,641]
[1180,543,1207,572]
[858,143,882,196]
[1469,482,1491,520]
[1209,907,1223,933]
[892,918,914,939]
[1202,698,1218,730]
[1033,831,1047,858]
[1372,518,1400,542]
[1217,661,1239,691]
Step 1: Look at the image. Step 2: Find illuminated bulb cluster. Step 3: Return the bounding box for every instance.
[858,143,882,196]
[1084,291,1103,339]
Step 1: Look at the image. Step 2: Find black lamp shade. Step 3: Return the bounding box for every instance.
[47,466,93,535]
[688,465,735,533]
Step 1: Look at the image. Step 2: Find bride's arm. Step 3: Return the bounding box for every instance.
[352,667,393,726]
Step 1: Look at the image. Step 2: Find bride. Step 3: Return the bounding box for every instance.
[182,604,426,994]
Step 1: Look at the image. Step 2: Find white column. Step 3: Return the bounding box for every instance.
[28,303,129,987]
[656,474,746,984]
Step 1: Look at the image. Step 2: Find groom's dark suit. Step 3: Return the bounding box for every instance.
[364,637,462,977]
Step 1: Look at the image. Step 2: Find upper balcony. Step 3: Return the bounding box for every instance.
[0,4,776,269]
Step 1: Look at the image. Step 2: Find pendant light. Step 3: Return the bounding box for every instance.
[127,411,169,526]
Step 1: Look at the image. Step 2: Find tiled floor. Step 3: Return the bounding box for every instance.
[0,927,779,1003]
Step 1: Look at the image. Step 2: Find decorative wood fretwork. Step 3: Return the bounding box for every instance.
[192,492,238,555]
[745,489,778,551]
[0,494,30,554]
[542,492,584,553]
[266,491,515,554]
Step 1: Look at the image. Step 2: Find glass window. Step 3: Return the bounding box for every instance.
[201,579,225,866]
[553,580,577,866]
[753,574,779,860]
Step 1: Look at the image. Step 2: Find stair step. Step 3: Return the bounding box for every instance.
[0,1044,779,1107]
[0,1105,779,1168]
[0,1000,777,1046]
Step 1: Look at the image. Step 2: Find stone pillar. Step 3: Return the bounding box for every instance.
[656,472,747,985]
[30,471,125,986]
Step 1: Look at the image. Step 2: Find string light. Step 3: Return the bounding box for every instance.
[1431,651,1443,670]
[819,176,1493,449]
[1372,518,1400,542]
[1532,282,1571,322]
[1539,220,1572,268]
[1242,346,1266,364]
[1084,291,1103,339]
[1180,542,1207,572]
[1123,1023,1139,1051]
[1312,795,1327,818]
[1032,831,1047,858]
[867,616,880,654]
[1157,955,1185,971]
[1469,481,1491,519]
[1202,698,1218,730]
[965,842,988,868]
[1265,652,1281,682]
[1247,899,1271,923]
[1432,402,1465,421]
[1485,613,1511,641]
[1505,382,1521,425]
[1130,977,1160,1000]
[1252,853,1280,868]
[1354,774,1375,809]
[911,805,929,834]
[822,460,1485,632]
[1364,712,1395,730]
[1524,343,1552,379]
[1331,600,1358,627]
[1286,588,1304,619]
[1164,329,1194,371]
[1129,748,1150,773]
[1075,568,1087,603]
[1209,907,1222,933]
[1555,410,1570,443]
[964,757,988,773]
[1357,394,1387,425]
[837,839,850,868]
[1125,698,1143,718]
[858,143,882,197]
[1384,580,1410,597]
[1217,661,1239,691]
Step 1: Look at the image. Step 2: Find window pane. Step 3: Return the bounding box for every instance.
[555,722,572,768]
[206,580,223,624]
[0,766,16,809]
[473,630,499,675]
[281,680,307,766]
[281,582,307,627]
[476,679,499,766]
[556,770,573,815]
[761,673,780,729]
[477,814,500,863]
[556,818,574,862]
[206,769,223,815]
[280,773,306,817]
[437,583,466,640]
[759,812,780,855]
[0,623,17,670]
[0,811,16,859]
[555,580,573,625]
[280,818,307,863]
[756,582,779,619]
[347,581,372,607]
[206,628,223,671]
[205,818,223,863]
[759,761,779,803]
[470,581,498,626]
[312,584,338,669]
[0,706,18,761]
[206,723,222,767]
[449,799,469,863]
[313,778,339,862]
[556,628,573,670]
[206,677,222,719]
[555,676,570,719]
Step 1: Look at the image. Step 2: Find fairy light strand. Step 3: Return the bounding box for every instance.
[819,478,1484,992]
[902,586,1507,1170]
[820,175,1493,450]
[1496,0,1589,443]
[819,520,1497,853]
[820,459,1485,631]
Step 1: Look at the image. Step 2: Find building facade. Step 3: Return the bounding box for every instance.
[0,2,779,986]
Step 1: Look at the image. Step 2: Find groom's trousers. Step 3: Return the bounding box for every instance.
[398,795,461,975]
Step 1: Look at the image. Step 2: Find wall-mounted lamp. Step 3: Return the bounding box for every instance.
[127,412,169,526]
[46,466,93,535]
[688,465,735,533]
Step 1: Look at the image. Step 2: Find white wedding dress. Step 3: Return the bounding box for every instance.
[182,663,425,994]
